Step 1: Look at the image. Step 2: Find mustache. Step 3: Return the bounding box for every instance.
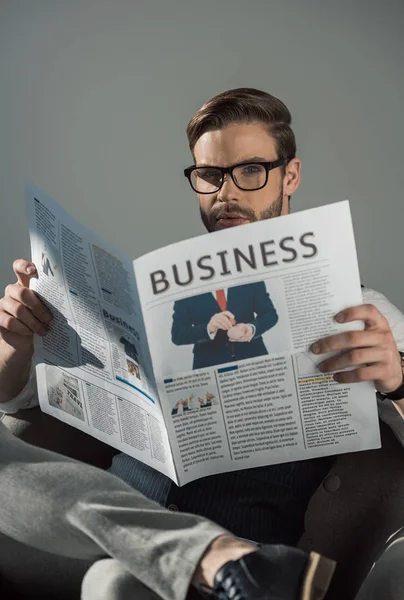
[210,204,256,221]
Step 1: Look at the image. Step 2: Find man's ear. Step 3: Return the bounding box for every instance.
[283,158,301,197]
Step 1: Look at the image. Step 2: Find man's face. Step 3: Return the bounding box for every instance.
[193,122,301,232]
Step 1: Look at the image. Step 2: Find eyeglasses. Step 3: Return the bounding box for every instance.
[184,158,287,194]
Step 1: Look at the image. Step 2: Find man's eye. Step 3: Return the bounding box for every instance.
[199,170,220,181]
[242,165,261,174]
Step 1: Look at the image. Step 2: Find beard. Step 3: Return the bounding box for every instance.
[200,187,284,233]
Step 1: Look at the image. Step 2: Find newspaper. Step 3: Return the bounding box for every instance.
[26,185,381,485]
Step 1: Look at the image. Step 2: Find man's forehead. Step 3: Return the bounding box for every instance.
[193,123,277,166]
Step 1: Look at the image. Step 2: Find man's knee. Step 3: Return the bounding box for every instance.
[82,559,158,600]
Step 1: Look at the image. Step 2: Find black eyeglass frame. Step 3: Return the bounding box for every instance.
[184,157,289,194]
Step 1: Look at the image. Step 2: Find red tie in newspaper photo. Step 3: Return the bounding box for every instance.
[216,289,227,311]
[216,289,235,359]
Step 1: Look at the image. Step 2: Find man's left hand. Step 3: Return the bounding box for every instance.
[228,324,254,343]
[312,304,403,394]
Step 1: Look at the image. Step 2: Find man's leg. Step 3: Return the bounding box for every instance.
[82,559,158,600]
[354,527,404,600]
[0,421,335,600]
[0,421,226,600]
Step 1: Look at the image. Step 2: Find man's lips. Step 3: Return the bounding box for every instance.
[216,213,251,228]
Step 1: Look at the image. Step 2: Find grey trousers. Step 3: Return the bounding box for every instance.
[2,418,404,600]
[0,421,225,600]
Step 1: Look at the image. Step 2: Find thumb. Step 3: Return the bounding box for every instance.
[13,259,38,288]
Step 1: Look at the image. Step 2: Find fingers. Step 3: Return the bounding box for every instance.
[212,314,235,331]
[208,312,236,334]
[13,259,38,287]
[312,330,387,355]
[229,335,248,342]
[333,365,388,385]
[0,311,33,336]
[228,323,245,341]
[311,303,401,392]
[5,283,52,326]
[318,342,402,392]
[319,347,391,373]
[228,324,253,342]
[0,263,53,340]
[0,296,48,336]
[215,316,233,330]
[221,311,235,321]
[335,304,389,330]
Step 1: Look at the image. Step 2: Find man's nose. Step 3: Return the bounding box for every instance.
[217,173,241,203]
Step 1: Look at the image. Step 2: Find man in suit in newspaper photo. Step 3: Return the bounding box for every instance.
[171,281,279,369]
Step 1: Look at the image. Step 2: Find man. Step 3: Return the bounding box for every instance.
[200,392,217,408]
[172,399,183,416]
[188,393,196,409]
[1,88,404,547]
[171,281,278,369]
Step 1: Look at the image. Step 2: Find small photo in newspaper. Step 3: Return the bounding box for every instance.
[45,365,85,422]
[170,389,219,417]
[104,318,143,383]
[39,243,63,285]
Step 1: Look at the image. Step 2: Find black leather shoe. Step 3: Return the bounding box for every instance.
[196,545,335,600]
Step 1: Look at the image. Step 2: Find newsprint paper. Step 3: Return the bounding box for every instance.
[26,185,380,486]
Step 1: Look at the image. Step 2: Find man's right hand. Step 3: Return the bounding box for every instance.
[208,311,236,335]
[0,259,53,351]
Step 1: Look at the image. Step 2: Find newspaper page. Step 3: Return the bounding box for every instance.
[26,185,176,480]
[134,200,381,486]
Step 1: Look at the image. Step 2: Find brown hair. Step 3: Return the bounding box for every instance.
[186,88,296,163]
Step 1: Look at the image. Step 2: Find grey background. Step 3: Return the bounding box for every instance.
[0,0,403,309]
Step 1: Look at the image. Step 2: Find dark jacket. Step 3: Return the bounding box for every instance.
[171,282,278,369]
